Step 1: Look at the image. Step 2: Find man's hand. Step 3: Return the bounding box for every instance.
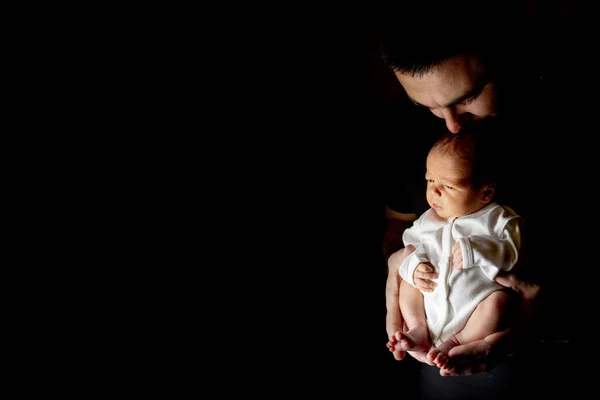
[407,350,436,366]
[386,245,415,360]
[495,271,540,302]
[440,272,541,376]
[413,262,438,292]
[440,330,509,376]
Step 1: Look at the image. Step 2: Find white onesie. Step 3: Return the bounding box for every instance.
[398,202,521,346]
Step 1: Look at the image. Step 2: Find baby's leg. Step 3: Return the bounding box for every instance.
[389,280,432,352]
[428,291,510,369]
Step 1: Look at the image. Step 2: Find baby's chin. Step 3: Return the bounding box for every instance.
[433,208,463,221]
[430,207,453,221]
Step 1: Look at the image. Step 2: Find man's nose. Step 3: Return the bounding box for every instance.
[442,108,462,134]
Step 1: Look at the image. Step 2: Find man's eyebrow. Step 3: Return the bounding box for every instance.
[410,74,491,110]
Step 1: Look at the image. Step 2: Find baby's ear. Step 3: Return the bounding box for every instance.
[481,184,495,204]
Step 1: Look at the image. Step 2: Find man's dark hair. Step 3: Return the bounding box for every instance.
[377,3,523,76]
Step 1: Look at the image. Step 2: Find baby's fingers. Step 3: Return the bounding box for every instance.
[414,267,439,281]
[416,263,434,273]
[416,278,437,292]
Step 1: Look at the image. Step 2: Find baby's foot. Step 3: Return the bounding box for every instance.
[395,326,432,352]
[427,335,461,369]
[386,306,405,360]
[386,335,405,360]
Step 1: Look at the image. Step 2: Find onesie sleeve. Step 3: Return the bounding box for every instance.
[398,213,431,287]
[399,246,430,287]
[457,214,521,281]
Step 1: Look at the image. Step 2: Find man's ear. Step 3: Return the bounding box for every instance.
[481,184,495,204]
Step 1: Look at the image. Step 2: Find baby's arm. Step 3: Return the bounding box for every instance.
[398,246,430,286]
[400,210,440,289]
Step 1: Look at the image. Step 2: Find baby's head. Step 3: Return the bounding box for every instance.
[425,128,498,220]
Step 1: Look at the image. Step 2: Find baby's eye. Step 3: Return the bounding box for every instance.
[444,185,454,190]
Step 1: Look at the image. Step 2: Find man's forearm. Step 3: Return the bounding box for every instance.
[385,262,403,339]
[382,218,413,263]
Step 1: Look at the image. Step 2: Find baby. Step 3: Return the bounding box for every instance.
[387,130,521,373]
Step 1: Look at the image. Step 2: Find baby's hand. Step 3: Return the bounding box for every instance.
[413,262,438,292]
[452,242,463,270]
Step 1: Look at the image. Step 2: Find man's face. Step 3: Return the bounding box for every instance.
[395,55,498,133]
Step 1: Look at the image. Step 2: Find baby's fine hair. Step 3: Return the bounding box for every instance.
[429,124,500,190]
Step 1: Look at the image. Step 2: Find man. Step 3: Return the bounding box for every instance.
[376,1,591,394]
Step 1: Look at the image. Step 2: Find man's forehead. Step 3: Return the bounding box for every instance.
[396,56,487,108]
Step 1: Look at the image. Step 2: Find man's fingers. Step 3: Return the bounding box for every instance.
[447,340,491,360]
[407,350,435,365]
[495,272,540,301]
[495,272,514,289]
[440,331,510,376]
[442,339,497,375]
[440,362,487,376]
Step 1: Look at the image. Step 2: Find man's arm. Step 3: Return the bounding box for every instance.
[441,271,541,376]
[382,206,416,262]
[383,206,417,360]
